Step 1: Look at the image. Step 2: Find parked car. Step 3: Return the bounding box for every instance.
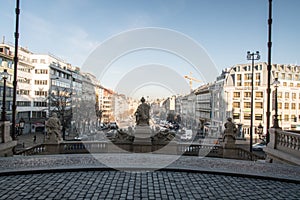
[180,129,193,141]
[252,142,266,151]
[108,122,119,129]
[106,130,117,138]
[74,134,89,141]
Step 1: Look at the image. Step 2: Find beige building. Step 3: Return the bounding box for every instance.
[224,62,300,136]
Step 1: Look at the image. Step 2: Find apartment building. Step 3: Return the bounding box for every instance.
[223,62,300,133]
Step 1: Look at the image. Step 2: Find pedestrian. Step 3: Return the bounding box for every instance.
[33,135,37,144]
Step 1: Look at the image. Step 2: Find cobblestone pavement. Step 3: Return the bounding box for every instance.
[0,154,299,199]
[0,170,299,200]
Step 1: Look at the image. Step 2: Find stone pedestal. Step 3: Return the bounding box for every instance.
[222,135,237,159]
[134,125,152,144]
[133,125,152,153]
[0,121,17,157]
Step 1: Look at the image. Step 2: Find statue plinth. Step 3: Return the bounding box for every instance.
[134,125,152,144]
[0,121,17,157]
[133,125,152,153]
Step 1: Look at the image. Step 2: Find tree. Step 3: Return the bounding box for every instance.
[49,88,72,140]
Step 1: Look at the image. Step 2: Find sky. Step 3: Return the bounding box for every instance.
[1,0,300,99]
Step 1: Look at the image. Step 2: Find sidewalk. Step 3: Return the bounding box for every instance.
[15,132,45,150]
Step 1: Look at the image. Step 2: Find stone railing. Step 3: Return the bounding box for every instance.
[15,144,47,156]
[15,141,264,161]
[265,128,300,165]
[177,143,221,157]
[236,147,265,161]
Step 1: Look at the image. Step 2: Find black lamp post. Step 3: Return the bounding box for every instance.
[247,51,260,152]
[19,118,25,135]
[257,123,263,140]
[1,69,9,122]
[272,78,280,128]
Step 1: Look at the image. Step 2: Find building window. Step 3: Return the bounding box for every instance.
[32,111,46,118]
[284,103,289,109]
[283,82,287,86]
[244,102,251,108]
[285,92,289,99]
[233,102,240,108]
[33,101,47,107]
[35,69,48,74]
[292,93,296,100]
[40,59,46,64]
[244,92,251,98]
[255,102,263,109]
[255,73,261,86]
[233,92,240,98]
[255,114,263,120]
[256,92,263,98]
[35,91,47,96]
[244,113,251,120]
[244,82,251,86]
[290,82,294,87]
[278,103,282,109]
[291,103,296,110]
[32,59,37,63]
[277,92,282,98]
[233,113,240,120]
[17,101,31,107]
[244,73,252,80]
[34,80,48,85]
[237,74,241,81]
[17,89,30,95]
[284,115,289,122]
[291,115,296,122]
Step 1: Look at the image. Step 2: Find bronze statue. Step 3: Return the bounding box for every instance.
[135,97,150,126]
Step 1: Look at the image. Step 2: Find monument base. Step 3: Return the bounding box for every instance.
[133,125,152,153]
[222,135,237,159]
[0,121,17,157]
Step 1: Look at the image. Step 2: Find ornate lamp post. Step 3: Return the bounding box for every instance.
[1,69,9,122]
[247,51,260,152]
[272,78,280,128]
[257,123,263,140]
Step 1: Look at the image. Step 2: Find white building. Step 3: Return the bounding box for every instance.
[222,62,300,138]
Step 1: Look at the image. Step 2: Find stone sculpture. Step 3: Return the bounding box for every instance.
[46,113,62,143]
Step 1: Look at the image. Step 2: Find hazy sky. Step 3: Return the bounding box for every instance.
[1,0,300,98]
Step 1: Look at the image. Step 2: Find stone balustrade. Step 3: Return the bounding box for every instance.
[265,128,300,165]
[15,141,262,161]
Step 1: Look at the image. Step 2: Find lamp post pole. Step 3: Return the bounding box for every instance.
[272,78,280,128]
[247,51,260,153]
[12,0,20,141]
[1,69,9,122]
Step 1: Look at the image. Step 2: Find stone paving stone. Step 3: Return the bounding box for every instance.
[0,170,300,199]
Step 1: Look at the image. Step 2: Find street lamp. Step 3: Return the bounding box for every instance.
[247,51,260,152]
[272,78,280,128]
[257,123,263,140]
[1,69,9,121]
